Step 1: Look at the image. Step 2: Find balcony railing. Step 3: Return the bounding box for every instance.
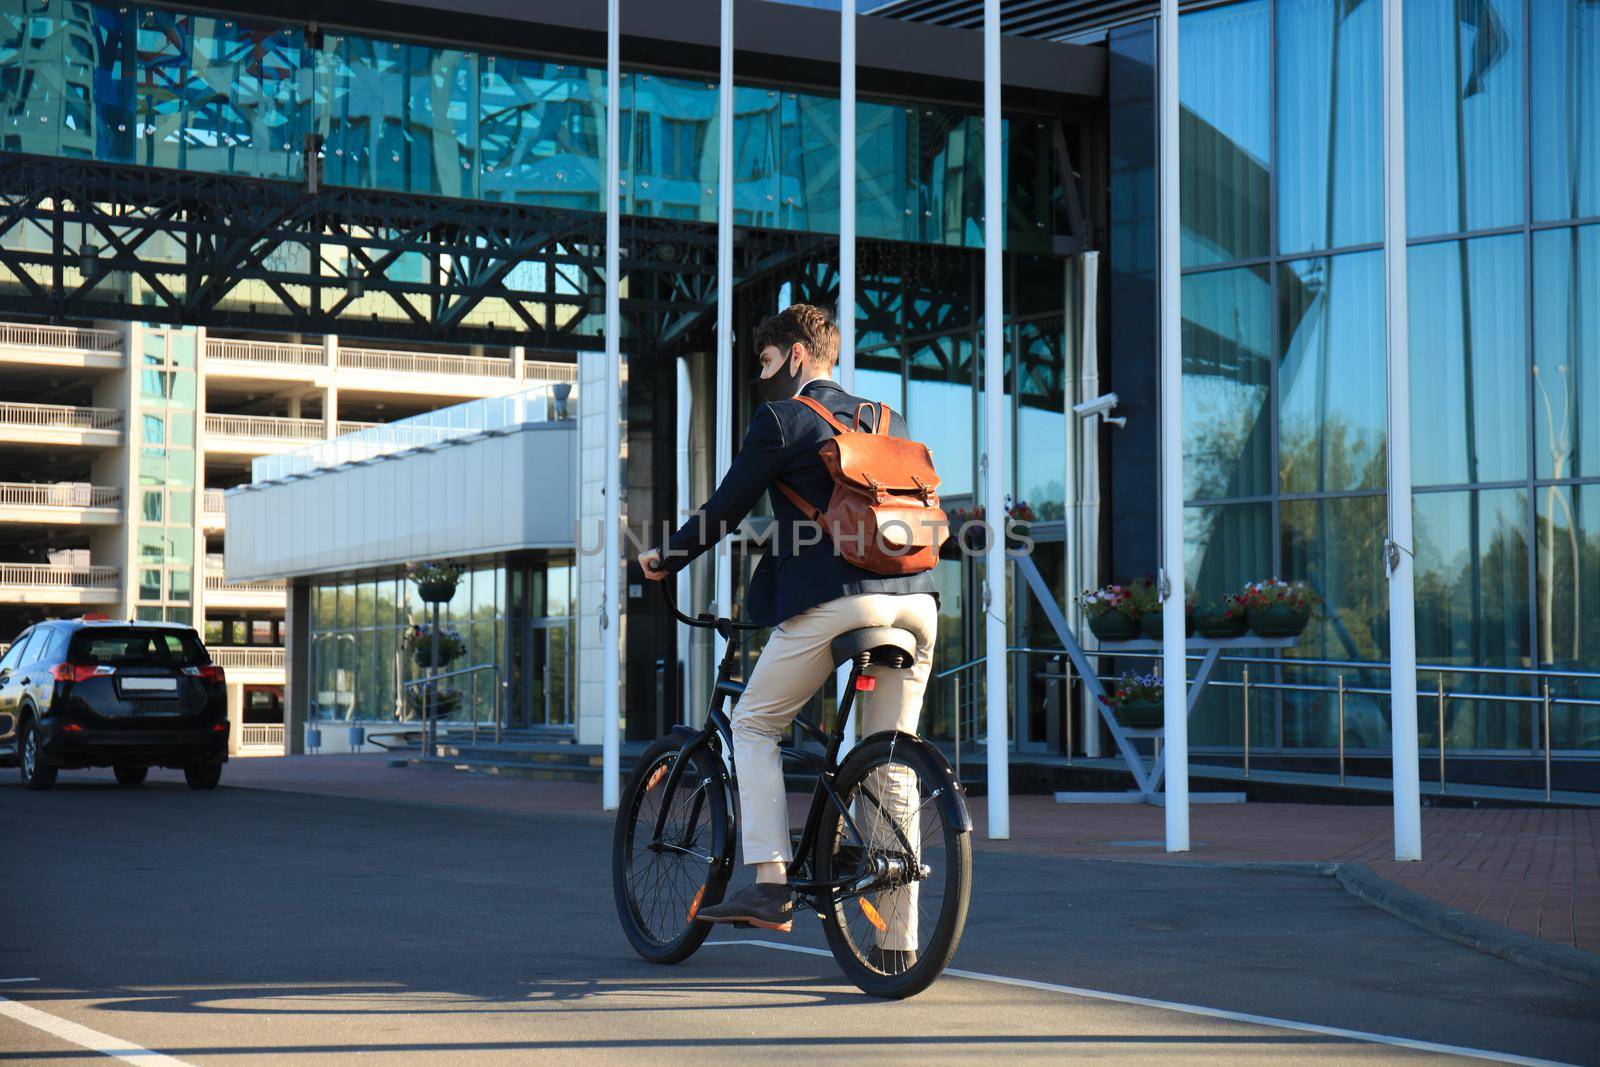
[239,723,286,747]
[204,573,286,593]
[0,563,119,589]
[205,338,323,367]
[522,360,578,383]
[335,420,381,436]
[339,345,513,379]
[204,414,326,441]
[210,646,285,670]
[253,382,576,482]
[0,321,121,352]
[0,482,120,509]
[203,488,227,515]
[0,401,122,432]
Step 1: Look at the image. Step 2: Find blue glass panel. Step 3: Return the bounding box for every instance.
[1531,1,1600,222]
[1182,265,1273,501]
[1015,317,1066,518]
[1179,0,1271,267]
[1535,484,1600,751]
[1185,502,1272,747]
[908,334,974,498]
[1408,235,1528,487]
[478,58,602,211]
[1278,0,1382,254]
[1405,0,1525,238]
[1278,251,1387,493]
[1533,225,1599,481]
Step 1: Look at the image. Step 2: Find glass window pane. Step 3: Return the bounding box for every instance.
[1182,265,1272,500]
[1179,0,1270,267]
[1015,317,1066,519]
[141,490,163,524]
[1278,0,1383,253]
[1405,0,1525,238]
[1185,502,1272,748]
[1535,484,1600,751]
[1415,488,1531,668]
[1532,224,1599,480]
[139,568,162,601]
[907,335,974,498]
[1278,251,1388,493]
[1408,235,1528,487]
[168,568,191,603]
[1531,1,1600,222]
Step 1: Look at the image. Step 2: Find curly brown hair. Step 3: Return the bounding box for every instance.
[752,304,840,370]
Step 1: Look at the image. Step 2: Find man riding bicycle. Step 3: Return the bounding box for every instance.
[639,304,938,944]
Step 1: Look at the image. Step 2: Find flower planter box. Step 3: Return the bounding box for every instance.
[1088,612,1140,642]
[1113,700,1163,730]
[1195,612,1248,639]
[417,579,458,604]
[1246,604,1310,638]
[1138,609,1195,640]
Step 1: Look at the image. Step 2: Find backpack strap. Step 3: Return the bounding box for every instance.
[774,480,826,524]
[876,402,891,436]
[789,394,850,434]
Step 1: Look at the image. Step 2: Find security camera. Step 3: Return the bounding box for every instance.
[1073,392,1125,428]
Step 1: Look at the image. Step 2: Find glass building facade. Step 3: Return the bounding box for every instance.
[1174,0,1599,755]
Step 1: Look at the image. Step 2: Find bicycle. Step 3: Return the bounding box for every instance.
[611,580,973,999]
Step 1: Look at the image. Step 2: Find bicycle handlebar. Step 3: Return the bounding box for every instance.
[645,557,764,632]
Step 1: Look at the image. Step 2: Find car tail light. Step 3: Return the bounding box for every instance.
[51,663,104,683]
[63,723,83,733]
[183,664,226,684]
[212,722,227,732]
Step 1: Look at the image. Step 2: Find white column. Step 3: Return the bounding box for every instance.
[601,0,623,811]
[511,344,526,382]
[982,0,1009,840]
[714,0,735,627]
[1158,0,1190,851]
[836,0,859,749]
[1383,0,1422,861]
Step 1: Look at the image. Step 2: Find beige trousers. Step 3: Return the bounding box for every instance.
[732,592,938,950]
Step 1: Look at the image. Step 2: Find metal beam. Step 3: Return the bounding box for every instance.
[602,0,624,813]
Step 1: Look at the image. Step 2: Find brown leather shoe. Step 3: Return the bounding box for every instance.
[695,882,794,932]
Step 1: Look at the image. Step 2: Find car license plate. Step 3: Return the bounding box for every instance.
[121,677,177,692]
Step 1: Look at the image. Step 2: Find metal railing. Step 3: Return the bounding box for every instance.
[339,345,513,379]
[0,482,119,509]
[402,662,505,751]
[253,381,577,482]
[203,572,286,593]
[239,723,286,747]
[0,321,121,352]
[205,337,323,367]
[210,646,285,669]
[521,359,580,382]
[335,420,381,436]
[0,401,122,432]
[943,642,1600,801]
[204,414,325,441]
[202,489,227,515]
[0,562,119,589]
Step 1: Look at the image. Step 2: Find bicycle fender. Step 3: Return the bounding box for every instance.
[856,730,973,835]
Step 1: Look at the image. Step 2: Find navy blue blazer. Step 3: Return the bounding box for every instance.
[662,379,939,627]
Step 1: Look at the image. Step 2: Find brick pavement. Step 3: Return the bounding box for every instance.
[87,755,1598,957]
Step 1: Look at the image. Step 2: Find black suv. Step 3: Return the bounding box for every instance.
[0,619,228,791]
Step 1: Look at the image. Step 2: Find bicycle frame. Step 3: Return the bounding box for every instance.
[644,581,921,909]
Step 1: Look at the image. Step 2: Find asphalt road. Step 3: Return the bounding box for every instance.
[1,772,1596,1066]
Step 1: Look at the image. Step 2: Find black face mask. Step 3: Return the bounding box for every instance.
[754,349,804,404]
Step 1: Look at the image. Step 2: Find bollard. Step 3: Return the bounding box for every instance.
[1437,675,1446,795]
[1066,674,1074,765]
[1543,681,1553,801]
[1242,665,1250,779]
[1337,674,1346,785]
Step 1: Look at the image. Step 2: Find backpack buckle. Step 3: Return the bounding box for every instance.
[865,475,886,504]
[912,476,934,505]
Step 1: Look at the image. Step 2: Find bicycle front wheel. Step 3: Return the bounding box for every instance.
[612,735,733,964]
[813,733,972,999]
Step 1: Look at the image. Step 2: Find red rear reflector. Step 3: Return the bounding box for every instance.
[62,723,83,733]
[212,723,227,732]
[51,663,99,683]
[855,675,877,691]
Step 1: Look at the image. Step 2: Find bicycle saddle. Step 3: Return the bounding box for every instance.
[829,627,917,670]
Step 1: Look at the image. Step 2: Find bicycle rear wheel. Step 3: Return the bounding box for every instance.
[813,733,971,999]
[612,735,733,964]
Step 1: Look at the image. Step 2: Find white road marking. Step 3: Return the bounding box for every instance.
[0,978,39,984]
[707,940,1574,1067]
[0,995,196,1066]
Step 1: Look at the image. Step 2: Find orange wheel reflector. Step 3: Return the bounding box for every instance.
[688,884,706,922]
[859,897,888,933]
[645,765,667,792]
[855,675,877,691]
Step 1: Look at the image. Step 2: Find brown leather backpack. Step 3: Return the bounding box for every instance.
[774,395,948,576]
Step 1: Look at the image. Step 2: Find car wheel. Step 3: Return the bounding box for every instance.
[184,764,221,791]
[19,718,56,792]
[114,765,148,787]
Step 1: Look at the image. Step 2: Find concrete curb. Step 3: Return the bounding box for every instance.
[1333,862,1600,991]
